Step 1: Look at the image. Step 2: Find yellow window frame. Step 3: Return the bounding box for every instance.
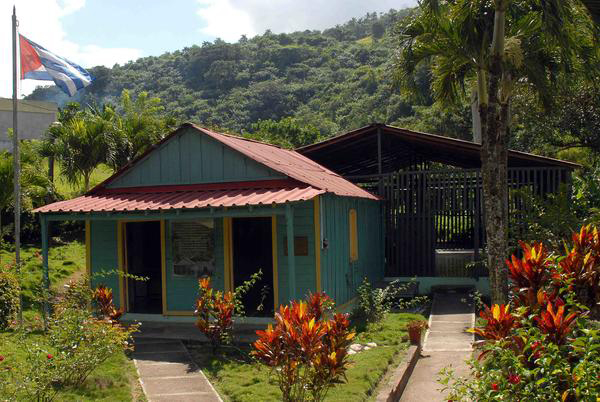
[349,208,358,262]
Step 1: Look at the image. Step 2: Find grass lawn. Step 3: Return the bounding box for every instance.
[188,312,425,402]
[53,163,113,198]
[0,242,86,308]
[1,241,144,401]
[0,329,144,401]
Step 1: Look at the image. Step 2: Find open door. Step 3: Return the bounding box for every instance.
[232,217,274,316]
[125,221,163,314]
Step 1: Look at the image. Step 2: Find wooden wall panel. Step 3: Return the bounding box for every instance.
[89,220,121,307]
[107,127,284,188]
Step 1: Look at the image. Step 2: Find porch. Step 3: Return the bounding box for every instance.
[38,202,313,318]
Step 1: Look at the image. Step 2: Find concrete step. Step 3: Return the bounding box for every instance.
[137,362,202,379]
[142,376,216,396]
[134,351,195,365]
[134,341,186,353]
[151,392,221,402]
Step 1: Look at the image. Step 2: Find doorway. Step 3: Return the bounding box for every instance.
[232,217,274,316]
[125,221,163,314]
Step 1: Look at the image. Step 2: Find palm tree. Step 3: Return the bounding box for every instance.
[50,109,114,192]
[395,0,599,303]
[40,103,81,185]
[109,90,176,170]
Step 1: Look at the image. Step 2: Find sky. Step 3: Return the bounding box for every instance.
[0,0,417,98]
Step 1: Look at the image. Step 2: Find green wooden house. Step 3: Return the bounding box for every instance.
[35,123,382,318]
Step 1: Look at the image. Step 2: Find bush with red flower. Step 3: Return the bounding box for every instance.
[0,259,20,329]
[0,276,138,402]
[440,226,600,400]
[252,293,355,402]
[195,277,235,350]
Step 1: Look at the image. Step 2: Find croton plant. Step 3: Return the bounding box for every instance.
[441,225,600,401]
[252,292,355,402]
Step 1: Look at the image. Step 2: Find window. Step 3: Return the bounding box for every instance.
[349,209,358,262]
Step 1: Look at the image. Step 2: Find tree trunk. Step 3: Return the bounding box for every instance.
[83,173,90,192]
[471,90,482,143]
[481,2,509,305]
[48,155,54,184]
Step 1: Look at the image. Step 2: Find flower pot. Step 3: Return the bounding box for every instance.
[408,326,423,345]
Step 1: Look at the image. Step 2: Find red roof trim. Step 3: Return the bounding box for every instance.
[33,186,326,214]
[94,179,308,194]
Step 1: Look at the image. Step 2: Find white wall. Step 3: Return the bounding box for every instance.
[0,98,57,151]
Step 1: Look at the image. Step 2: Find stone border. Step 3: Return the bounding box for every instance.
[375,344,422,402]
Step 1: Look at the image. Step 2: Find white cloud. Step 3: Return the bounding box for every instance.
[0,0,142,98]
[197,0,257,42]
[195,0,418,42]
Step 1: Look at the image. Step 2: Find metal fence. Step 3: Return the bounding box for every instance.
[381,167,571,277]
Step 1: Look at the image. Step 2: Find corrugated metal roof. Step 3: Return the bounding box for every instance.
[195,125,378,200]
[298,123,581,171]
[91,123,378,201]
[34,181,324,213]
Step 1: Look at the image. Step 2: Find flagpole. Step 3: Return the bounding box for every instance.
[12,5,23,325]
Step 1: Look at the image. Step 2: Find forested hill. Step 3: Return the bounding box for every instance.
[27,9,470,140]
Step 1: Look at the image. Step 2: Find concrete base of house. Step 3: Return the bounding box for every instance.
[384,276,490,296]
[122,314,273,343]
[123,313,274,325]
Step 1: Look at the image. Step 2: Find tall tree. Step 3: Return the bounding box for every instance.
[48,108,114,191]
[248,117,322,149]
[40,102,81,184]
[109,90,176,170]
[395,0,599,303]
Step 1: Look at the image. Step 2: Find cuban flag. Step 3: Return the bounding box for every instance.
[19,34,94,96]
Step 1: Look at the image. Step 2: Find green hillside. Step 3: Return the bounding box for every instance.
[26,10,471,140]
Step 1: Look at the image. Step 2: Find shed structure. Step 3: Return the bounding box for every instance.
[298,124,579,293]
[34,123,383,318]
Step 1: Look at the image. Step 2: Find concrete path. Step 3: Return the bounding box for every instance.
[133,338,222,402]
[400,291,474,402]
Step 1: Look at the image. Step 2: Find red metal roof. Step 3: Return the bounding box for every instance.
[35,124,378,214]
[90,123,378,201]
[194,125,378,200]
[34,180,324,213]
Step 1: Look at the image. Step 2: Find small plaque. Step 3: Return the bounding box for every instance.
[284,236,309,256]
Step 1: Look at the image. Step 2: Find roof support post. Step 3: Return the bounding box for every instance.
[40,215,50,329]
[285,203,296,301]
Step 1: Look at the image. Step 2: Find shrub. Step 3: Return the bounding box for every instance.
[441,225,600,400]
[232,269,264,316]
[351,277,428,325]
[0,287,137,401]
[352,277,387,324]
[0,261,20,329]
[252,293,355,402]
[47,306,137,387]
[93,284,124,322]
[470,304,519,341]
[0,338,62,402]
[195,277,235,349]
[59,276,93,311]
